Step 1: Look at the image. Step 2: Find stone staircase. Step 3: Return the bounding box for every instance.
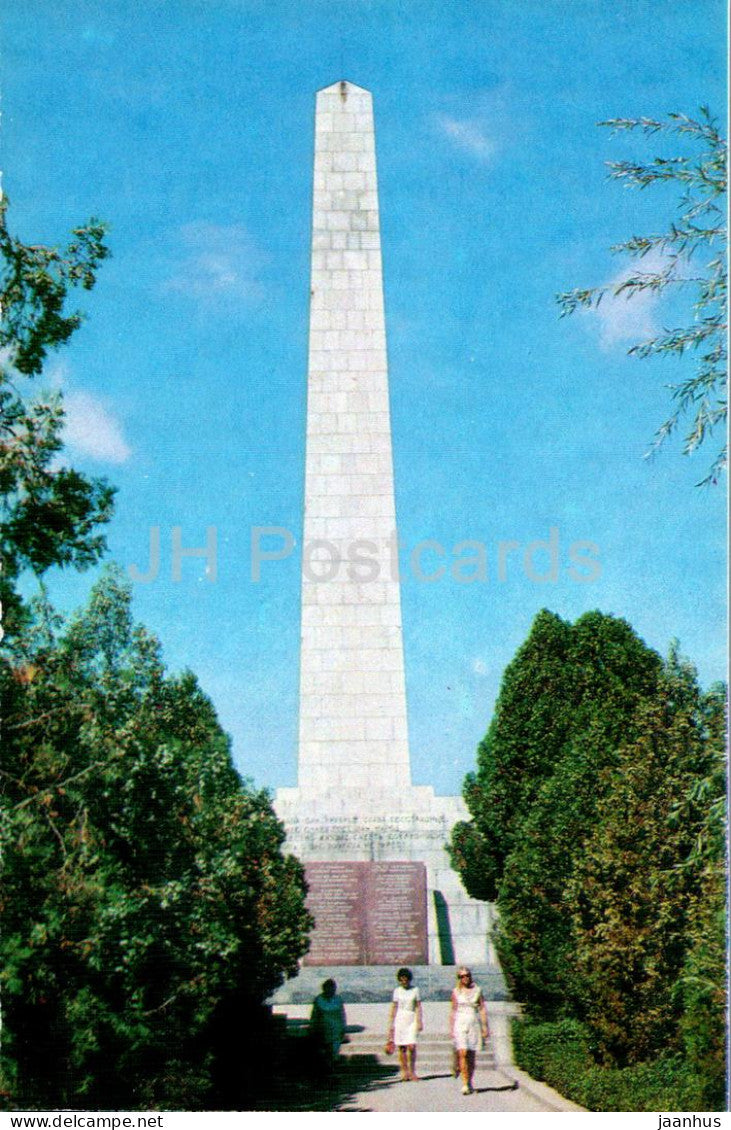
[269,963,508,1004]
[340,1028,496,1077]
[269,1000,586,1111]
[272,999,506,1090]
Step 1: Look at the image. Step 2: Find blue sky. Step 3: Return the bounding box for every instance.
[2,0,727,796]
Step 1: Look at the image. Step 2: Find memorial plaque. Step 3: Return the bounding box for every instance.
[365,862,428,965]
[303,863,365,965]
[303,861,427,965]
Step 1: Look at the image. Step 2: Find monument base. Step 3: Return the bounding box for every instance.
[268,963,508,1004]
[274,786,493,967]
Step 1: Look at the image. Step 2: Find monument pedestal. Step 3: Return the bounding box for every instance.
[268,963,508,1004]
[275,787,492,968]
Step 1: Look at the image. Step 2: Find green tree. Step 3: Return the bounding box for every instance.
[557,109,727,485]
[449,610,662,895]
[1,569,312,1109]
[451,610,664,1014]
[0,197,114,633]
[451,613,727,1101]
[567,656,726,1070]
[449,610,574,903]
[0,200,313,1109]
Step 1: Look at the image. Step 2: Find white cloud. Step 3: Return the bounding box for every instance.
[164,221,264,301]
[472,657,488,676]
[434,113,495,162]
[63,390,131,464]
[3,360,131,465]
[592,251,668,351]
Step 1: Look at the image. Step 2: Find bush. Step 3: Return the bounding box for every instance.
[512,1018,723,1112]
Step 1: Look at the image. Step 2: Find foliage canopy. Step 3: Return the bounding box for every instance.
[1,569,312,1108]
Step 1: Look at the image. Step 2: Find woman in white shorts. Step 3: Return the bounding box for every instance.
[450,966,489,1094]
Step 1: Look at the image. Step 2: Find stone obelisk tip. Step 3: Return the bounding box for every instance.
[317,78,372,96]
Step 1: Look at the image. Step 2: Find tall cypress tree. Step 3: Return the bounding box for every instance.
[450,609,666,1013]
[450,611,726,1093]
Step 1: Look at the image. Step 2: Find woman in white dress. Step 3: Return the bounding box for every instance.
[386,967,423,1081]
[450,966,489,1094]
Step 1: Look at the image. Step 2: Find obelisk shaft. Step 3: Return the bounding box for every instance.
[297,81,412,809]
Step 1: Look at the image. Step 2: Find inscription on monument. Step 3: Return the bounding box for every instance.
[302,862,365,965]
[303,861,427,966]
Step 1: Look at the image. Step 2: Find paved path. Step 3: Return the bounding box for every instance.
[271,1001,583,1113]
[335,1066,556,1113]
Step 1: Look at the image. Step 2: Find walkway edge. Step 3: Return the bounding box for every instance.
[498,1065,587,1112]
[492,1008,586,1112]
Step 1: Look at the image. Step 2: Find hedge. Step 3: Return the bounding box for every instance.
[512,1018,723,1112]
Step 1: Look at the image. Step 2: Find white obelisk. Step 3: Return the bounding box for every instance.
[292,79,414,813]
[275,82,491,967]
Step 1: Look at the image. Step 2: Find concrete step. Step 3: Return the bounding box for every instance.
[270,963,509,1004]
[342,1047,496,1072]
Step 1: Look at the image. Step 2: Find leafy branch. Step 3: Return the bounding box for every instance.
[0,196,110,377]
[0,198,115,624]
[557,108,727,485]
